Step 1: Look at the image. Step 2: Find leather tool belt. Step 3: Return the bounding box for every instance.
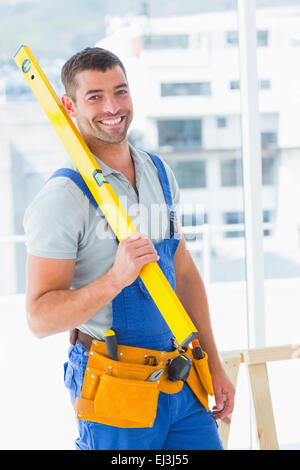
[72,329,214,428]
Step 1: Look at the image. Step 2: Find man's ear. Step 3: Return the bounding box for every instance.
[61,94,76,118]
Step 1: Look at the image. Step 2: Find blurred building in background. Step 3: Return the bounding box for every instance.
[1,5,300,294]
[96,7,300,256]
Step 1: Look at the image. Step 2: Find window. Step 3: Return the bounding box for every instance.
[221,159,243,187]
[230,80,240,90]
[226,30,269,47]
[157,119,202,149]
[256,7,300,451]
[170,160,206,189]
[161,82,211,97]
[262,154,277,185]
[221,156,277,187]
[181,212,208,241]
[224,210,273,238]
[223,211,245,238]
[263,210,274,236]
[259,79,271,90]
[181,212,208,225]
[261,131,277,147]
[226,30,239,46]
[142,34,189,50]
[217,117,227,128]
[257,30,269,47]
[292,38,300,47]
[230,79,271,91]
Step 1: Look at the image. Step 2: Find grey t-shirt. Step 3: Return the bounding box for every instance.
[23,144,180,341]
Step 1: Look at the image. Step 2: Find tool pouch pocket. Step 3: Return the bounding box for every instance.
[192,351,214,397]
[94,374,159,428]
[75,350,162,428]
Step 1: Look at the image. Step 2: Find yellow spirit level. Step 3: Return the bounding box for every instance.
[14,45,198,348]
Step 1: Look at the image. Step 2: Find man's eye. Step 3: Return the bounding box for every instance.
[117,90,127,95]
[89,95,100,100]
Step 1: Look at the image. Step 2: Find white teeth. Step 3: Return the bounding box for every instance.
[100,117,122,125]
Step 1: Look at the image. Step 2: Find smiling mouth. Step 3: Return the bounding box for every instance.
[98,116,125,126]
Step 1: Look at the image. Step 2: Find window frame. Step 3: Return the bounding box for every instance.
[237,0,266,349]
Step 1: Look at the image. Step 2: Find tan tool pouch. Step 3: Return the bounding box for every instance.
[185,347,214,410]
[75,341,184,428]
[94,374,159,427]
[192,351,215,396]
[75,341,214,427]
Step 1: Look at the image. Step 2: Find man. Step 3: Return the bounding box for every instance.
[23,47,234,450]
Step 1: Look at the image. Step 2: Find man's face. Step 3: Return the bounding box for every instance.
[66,66,133,145]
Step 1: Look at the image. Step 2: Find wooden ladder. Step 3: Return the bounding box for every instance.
[218,344,300,450]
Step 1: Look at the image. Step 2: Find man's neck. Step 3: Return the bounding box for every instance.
[86,135,138,194]
[87,137,132,172]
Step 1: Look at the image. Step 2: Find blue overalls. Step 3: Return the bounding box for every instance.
[54,152,223,450]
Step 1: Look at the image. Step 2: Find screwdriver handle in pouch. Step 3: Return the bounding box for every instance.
[104,329,118,361]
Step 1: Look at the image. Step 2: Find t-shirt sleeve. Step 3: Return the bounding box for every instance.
[23,179,84,259]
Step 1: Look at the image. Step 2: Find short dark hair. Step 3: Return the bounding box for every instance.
[61,47,127,101]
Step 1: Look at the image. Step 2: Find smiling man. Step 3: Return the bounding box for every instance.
[23,47,234,450]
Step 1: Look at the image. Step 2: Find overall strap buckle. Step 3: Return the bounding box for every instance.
[169,210,178,239]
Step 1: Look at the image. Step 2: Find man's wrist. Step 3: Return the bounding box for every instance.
[106,268,124,296]
[207,354,224,376]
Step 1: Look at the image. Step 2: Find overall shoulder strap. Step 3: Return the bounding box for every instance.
[50,157,178,238]
[50,155,174,212]
[48,168,104,217]
[145,152,174,211]
[145,152,178,239]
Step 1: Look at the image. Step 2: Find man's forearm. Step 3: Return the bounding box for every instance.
[27,269,121,338]
[174,239,235,417]
[175,266,223,374]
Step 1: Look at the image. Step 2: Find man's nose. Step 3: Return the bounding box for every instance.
[102,95,120,115]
